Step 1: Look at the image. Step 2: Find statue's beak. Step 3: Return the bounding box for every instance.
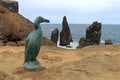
[44,19,50,23]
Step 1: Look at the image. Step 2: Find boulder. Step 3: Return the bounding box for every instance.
[60,16,73,46]
[51,28,59,44]
[0,0,18,12]
[105,39,113,45]
[77,37,90,48]
[86,21,102,45]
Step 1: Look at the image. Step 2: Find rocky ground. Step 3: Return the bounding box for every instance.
[0,45,120,80]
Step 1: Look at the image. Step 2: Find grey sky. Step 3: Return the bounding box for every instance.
[17,0,120,24]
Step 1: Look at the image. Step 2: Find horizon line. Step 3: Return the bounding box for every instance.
[41,23,120,25]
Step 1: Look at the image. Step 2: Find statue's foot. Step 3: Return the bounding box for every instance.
[24,60,42,70]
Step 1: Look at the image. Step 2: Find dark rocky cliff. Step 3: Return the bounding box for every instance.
[0,0,18,12]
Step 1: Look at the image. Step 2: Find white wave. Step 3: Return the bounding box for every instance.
[100,40,105,44]
[57,41,79,49]
[57,40,105,49]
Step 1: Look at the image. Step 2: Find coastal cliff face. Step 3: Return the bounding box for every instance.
[0,5,34,45]
[0,0,18,12]
[0,5,56,46]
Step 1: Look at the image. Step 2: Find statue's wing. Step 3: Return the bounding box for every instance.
[25,37,30,49]
[24,37,30,63]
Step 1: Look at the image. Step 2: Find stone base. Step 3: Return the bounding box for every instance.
[24,60,42,70]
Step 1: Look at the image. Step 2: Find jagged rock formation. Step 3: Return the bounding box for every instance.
[105,39,113,45]
[77,37,90,48]
[0,0,18,12]
[51,28,59,45]
[60,16,73,46]
[86,21,102,45]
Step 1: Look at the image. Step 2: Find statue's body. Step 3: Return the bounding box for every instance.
[24,16,50,70]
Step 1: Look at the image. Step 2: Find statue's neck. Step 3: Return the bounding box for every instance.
[34,22,41,30]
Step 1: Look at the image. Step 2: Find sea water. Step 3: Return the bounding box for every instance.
[41,24,120,49]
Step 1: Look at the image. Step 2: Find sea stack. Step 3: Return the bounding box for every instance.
[86,21,102,45]
[60,16,73,46]
[51,28,59,45]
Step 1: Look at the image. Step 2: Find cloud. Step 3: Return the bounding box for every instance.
[16,0,120,24]
[17,0,111,12]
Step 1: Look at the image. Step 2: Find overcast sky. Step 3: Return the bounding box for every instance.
[17,0,120,24]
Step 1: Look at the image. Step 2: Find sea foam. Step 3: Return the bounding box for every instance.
[57,41,79,49]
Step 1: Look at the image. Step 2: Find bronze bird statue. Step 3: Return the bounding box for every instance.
[24,16,50,70]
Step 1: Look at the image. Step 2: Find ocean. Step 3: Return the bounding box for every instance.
[41,24,120,48]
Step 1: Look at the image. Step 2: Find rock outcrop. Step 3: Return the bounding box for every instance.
[77,37,90,48]
[86,21,102,45]
[0,5,34,46]
[51,28,59,44]
[60,16,73,46]
[0,0,18,12]
[105,39,113,45]
[0,5,56,46]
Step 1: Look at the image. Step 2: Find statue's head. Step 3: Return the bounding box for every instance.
[35,16,50,23]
